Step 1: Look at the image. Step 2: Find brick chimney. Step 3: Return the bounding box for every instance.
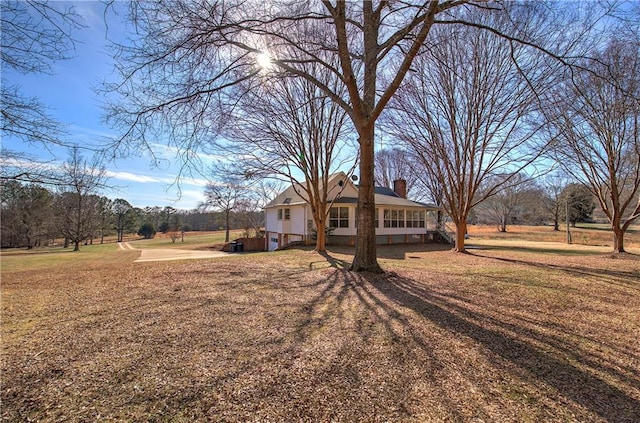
[393,179,407,199]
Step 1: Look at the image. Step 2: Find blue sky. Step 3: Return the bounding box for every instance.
[2,1,214,210]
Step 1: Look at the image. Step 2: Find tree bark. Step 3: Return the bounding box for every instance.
[455,220,467,253]
[350,128,383,273]
[315,219,327,252]
[348,1,383,273]
[613,227,625,253]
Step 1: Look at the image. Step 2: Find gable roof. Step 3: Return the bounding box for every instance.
[264,172,351,208]
[265,172,440,210]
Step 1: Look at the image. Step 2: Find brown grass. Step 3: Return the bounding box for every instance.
[466,224,640,249]
[2,231,639,422]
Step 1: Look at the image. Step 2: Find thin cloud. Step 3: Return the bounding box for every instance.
[105,170,166,184]
[105,169,209,187]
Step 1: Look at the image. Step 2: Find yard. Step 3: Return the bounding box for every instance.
[1,227,639,422]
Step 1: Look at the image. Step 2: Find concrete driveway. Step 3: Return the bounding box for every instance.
[118,242,229,263]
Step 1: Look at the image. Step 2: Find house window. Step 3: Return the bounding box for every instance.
[406,210,425,228]
[329,207,349,228]
[383,209,405,228]
[277,208,290,220]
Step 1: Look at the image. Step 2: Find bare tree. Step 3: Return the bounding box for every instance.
[56,148,109,251]
[104,1,619,270]
[224,63,354,252]
[548,39,640,253]
[103,0,462,271]
[1,0,84,183]
[373,148,425,200]
[386,10,552,252]
[201,177,249,243]
[540,172,572,231]
[477,173,539,232]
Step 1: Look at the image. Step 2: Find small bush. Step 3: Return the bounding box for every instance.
[137,223,156,239]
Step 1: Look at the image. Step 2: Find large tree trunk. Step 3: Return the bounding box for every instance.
[315,219,327,253]
[73,240,80,252]
[454,220,467,253]
[613,226,625,253]
[350,129,383,273]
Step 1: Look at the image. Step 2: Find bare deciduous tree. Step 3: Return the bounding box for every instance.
[56,148,109,251]
[104,0,463,271]
[373,148,425,200]
[540,172,572,231]
[104,1,619,270]
[201,177,249,243]
[477,173,539,232]
[1,0,84,183]
[548,39,640,253]
[385,9,553,252]
[224,64,354,252]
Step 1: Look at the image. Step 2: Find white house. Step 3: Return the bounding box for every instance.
[264,172,441,251]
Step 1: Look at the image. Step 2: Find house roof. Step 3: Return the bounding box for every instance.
[264,172,349,208]
[264,172,440,210]
[333,195,439,210]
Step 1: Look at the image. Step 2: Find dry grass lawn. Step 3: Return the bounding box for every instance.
[1,229,639,422]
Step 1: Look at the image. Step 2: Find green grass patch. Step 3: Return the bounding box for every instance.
[1,243,137,273]
[129,230,245,249]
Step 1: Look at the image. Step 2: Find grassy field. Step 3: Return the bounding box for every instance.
[130,230,246,250]
[466,223,640,249]
[1,227,639,422]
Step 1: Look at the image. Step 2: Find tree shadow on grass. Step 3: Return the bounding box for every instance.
[317,251,351,269]
[363,272,640,422]
[469,249,640,292]
[320,243,453,261]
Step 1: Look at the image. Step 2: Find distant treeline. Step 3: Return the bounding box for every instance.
[1,180,263,249]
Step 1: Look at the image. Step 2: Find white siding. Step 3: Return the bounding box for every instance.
[289,206,307,235]
[265,208,279,233]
